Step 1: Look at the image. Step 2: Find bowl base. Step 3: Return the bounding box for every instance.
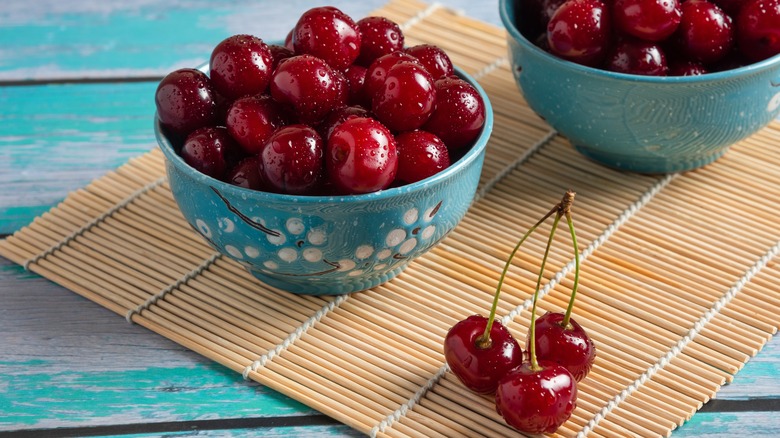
[248,264,409,295]
[574,144,730,174]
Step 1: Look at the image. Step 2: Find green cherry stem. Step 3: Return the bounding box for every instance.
[529,207,564,371]
[476,204,560,349]
[562,206,580,328]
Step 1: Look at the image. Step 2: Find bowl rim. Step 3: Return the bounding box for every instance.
[155,64,494,205]
[498,0,780,84]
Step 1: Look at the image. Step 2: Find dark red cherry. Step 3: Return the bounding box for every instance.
[668,59,709,75]
[180,126,239,179]
[155,68,219,140]
[605,38,669,75]
[541,0,569,22]
[260,124,324,195]
[225,155,271,191]
[268,44,295,70]
[355,16,405,67]
[736,0,780,62]
[443,315,523,394]
[270,54,343,124]
[495,362,578,434]
[394,130,451,184]
[226,94,288,155]
[674,0,734,64]
[343,64,370,106]
[547,0,612,67]
[326,117,398,194]
[318,105,371,141]
[363,51,421,103]
[404,44,454,79]
[613,0,682,42]
[209,34,274,100]
[371,61,436,132]
[711,0,744,16]
[292,6,361,71]
[422,76,486,151]
[530,312,596,382]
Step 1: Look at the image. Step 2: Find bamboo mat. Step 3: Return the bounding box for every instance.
[3,0,780,436]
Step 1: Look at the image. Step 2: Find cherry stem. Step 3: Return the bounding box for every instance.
[562,208,580,328]
[529,209,563,371]
[476,205,560,350]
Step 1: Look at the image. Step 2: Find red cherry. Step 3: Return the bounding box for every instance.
[495,362,578,434]
[363,51,421,103]
[736,0,780,62]
[674,0,734,64]
[443,315,523,394]
[260,124,324,195]
[394,130,451,184]
[270,54,343,124]
[326,117,398,194]
[355,16,405,67]
[371,61,436,132]
[180,126,239,179]
[225,155,271,191]
[155,68,219,140]
[225,94,288,155]
[541,0,569,22]
[318,105,371,141]
[292,6,361,71]
[209,34,274,100]
[547,0,612,67]
[612,0,682,42]
[605,38,669,75]
[422,76,486,151]
[404,44,454,79]
[530,311,596,382]
[668,59,709,75]
[711,0,745,16]
[268,44,295,70]
[343,64,369,106]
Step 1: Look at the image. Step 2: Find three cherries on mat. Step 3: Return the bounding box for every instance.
[154,6,486,196]
[444,190,596,434]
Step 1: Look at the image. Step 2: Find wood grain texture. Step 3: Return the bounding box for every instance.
[1,1,779,437]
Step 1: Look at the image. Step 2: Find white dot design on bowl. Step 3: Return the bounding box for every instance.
[769,91,780,113]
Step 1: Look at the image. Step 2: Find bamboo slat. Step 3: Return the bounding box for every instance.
[2,1,780,437]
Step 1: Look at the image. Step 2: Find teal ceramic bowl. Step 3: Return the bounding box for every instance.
[500,0,780,173]
[155,66,492,295]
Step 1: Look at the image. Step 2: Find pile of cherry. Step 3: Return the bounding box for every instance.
[154,6,486,196]
[517,0,780,75]
[444,191,596,434]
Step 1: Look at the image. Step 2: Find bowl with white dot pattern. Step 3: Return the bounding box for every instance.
[155,67,492,295]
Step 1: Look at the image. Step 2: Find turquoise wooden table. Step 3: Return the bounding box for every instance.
[1,1,779,436]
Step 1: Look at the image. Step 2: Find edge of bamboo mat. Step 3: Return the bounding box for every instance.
[3,1,780,437]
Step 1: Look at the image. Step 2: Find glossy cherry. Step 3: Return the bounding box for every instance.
[495,362,578,434]
[371,61,436,132]
[394,130,451,184]
[209,34,274,100]
[226,94,288,155]
[343,64,370,106]
[260,124,324,195]
[612,0,682,42]
[270,54,343,124]
[318,105,371,141]
[268,44,295,70]
[404,44,454,79]
[155,68,219,140]
[225,155,270,191]
[674,0,734,64]
[547,0,612,67]
[363,51,421,103]
[180,126,239,179]
[443,315,523,394]
[355,16,405,67]
[531,311,596,382]
[422,76,486,151]
[326,117,398,194]
[605,38,669,75]
[292,6,361,71]
[736,0,780,62]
